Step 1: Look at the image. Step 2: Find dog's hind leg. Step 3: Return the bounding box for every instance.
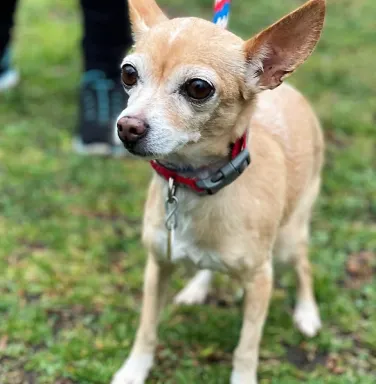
[276,177,322,337]
[292,237,322,337]
[174,269,213,305]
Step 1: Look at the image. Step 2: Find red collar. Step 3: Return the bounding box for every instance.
[150,131,250,195]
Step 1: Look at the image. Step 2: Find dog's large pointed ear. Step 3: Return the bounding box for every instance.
[244,0,326,92]
[128,0,168,40]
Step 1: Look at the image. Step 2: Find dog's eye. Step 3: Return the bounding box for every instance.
[122,64,138,87]
[184,79,214,100]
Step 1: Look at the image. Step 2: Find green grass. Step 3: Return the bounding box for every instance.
[0,0,375,383]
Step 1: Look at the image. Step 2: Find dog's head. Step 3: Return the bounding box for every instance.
[116,0,325,166]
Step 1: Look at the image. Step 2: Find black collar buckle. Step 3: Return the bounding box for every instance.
[195,148,251,195]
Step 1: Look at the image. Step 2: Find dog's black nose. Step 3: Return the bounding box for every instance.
[117,116,148,143]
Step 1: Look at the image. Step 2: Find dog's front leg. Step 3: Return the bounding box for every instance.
[231,261,273,384]
[111,253,173,384]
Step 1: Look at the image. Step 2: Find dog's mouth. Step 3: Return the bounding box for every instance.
[121,140,156,158]
[125,146,156,158]
[120,135,192,160]
[121,140,177,160]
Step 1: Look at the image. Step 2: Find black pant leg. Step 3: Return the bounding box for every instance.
[0,0,19,55]
[79,0,133,78]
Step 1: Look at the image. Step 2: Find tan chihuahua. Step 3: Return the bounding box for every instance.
[112,0,326,383]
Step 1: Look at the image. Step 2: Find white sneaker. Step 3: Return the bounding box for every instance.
[0,68,19,92]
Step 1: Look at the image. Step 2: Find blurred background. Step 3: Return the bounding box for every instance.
[0,0,375,383]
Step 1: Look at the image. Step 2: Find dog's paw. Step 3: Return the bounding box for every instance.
[230,370,257,384]
[293,300,322,337]
[111,353,153,384]
[174,270,212,305]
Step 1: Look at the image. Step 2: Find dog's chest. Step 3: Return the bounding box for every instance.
[150,197,227,271]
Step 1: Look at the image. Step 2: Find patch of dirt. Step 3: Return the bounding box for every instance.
[0,357,37,384]
[46,305,101,337]
[287,328,376,375]
[1,371,34,384]
[24,292,42,304]
[325,354,346,375]
[285,345,328,371]
[154,341,232,371]
[19,240,47,251]
[345,251,375,288]
[0,365,75,384]
[330,328,376,371]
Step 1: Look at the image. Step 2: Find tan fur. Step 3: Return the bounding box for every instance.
[112,1,326,383]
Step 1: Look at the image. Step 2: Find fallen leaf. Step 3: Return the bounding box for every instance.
[345,251,375,288]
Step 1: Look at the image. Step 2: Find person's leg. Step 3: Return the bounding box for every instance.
[0,0,20,91]
[81,0,132,78]
[74,0,133,155]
